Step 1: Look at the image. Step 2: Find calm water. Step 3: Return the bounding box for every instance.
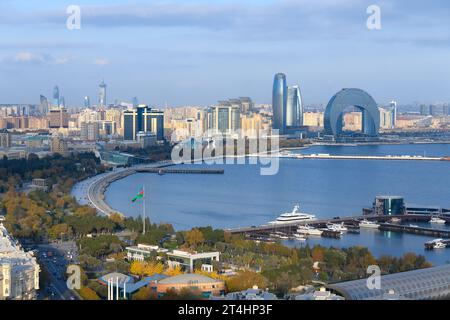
[105,143,450,265]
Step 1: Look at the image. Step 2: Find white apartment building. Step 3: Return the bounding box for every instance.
[0,224,40,300]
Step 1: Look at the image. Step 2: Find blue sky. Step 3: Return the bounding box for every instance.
[0,0,450,107]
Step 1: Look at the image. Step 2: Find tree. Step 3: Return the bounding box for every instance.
[78,286,101,300]
[130,261,146,277]
[133,286,157,300]
[185,228,205,248]
[164,265,183,276]
[48,223,72,240]
[225,271,268,292]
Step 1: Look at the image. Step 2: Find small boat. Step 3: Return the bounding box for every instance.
[269,231,289,240]
[430,239,446,249]
[359,219,380,229]
[297,224,323,236]
[389,217,402,223]
[430,217,446,224]
[293,233,307,241]
[268,205,316,225]
[326,222,348,233]
[409,224,419,228]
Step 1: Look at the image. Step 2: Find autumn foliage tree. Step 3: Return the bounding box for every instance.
[185,228,205,248]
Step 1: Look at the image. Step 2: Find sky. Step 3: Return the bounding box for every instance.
[0,0,450,107]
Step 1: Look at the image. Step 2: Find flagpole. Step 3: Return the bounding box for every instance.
[142,185,146,235]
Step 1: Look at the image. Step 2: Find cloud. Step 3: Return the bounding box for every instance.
[94,58,109,65]
[1,52,70,65]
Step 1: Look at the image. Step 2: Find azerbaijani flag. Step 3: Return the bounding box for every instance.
[132,187,144,202]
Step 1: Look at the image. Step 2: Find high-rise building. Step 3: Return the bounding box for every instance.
[0,129,12,148]
[40,95,49,115]
[47,108,69,128]
[286,85,303,127]
[239,97,254,114]
[84,96,91,108]
[272,73,287,134]
[389,101,397,128]
[59,96,66,108]
[430,104,440,116]
[443,104,450,116]
[132,97,139,108]
[52,86,60,108]
[0,223,40,300]
[420,104,431,115]
[206,103,241,134]
[80,122,100,141]
[123,105,164,141]
[99,80,107,108]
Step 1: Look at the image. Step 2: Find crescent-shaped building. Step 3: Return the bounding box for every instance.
[324,88,380,137]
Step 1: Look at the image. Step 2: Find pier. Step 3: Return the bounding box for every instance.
[135,168,224,174]
[226,214,450,241]
[274,153,449,162]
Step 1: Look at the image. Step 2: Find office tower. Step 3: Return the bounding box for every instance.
[238,97,254,114]
[286,85,303,127]
[84,96,91,108]
[123,105,164,141]
[99,80,107,108]
[389,100,397,128]
[430,104,440,116]
[0,129,12,148]
[80,122,99,141]
[206,104,241,134]
[272,73,287,134]
[420,104,430,115]
[52,86,60,108]
[132,97,139,108]
[59,96,65,108]
[443,104,449,116]
[40,95,49,115]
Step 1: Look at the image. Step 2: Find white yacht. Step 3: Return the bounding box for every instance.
[326,222,348,233]
[430,217,446,224]
[358,219,380,229]
[297,224,323,236]
[268,205,316,225]
[430,239,446,249]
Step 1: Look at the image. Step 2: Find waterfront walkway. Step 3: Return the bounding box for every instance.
[71,161,224,216]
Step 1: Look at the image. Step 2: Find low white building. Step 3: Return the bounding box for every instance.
[167,250,220,273]
[126,244,168,262]
[0,224,40,300]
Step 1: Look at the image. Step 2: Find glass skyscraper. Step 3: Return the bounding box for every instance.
[52,86,60,108]
[272,73,287,134]
[286,85,303,128]
[84,96,91,108]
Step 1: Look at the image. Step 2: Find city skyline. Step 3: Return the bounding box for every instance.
[0,0,450,106]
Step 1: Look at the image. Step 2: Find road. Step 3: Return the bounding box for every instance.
[25,242,81,300]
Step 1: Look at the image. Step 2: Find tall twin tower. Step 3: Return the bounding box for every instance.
[272,73,303,135]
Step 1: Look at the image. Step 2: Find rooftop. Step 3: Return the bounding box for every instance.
[158,274,222,285]
[327,264,450,300]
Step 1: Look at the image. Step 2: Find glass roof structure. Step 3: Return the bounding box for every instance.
[327,265,450,300]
